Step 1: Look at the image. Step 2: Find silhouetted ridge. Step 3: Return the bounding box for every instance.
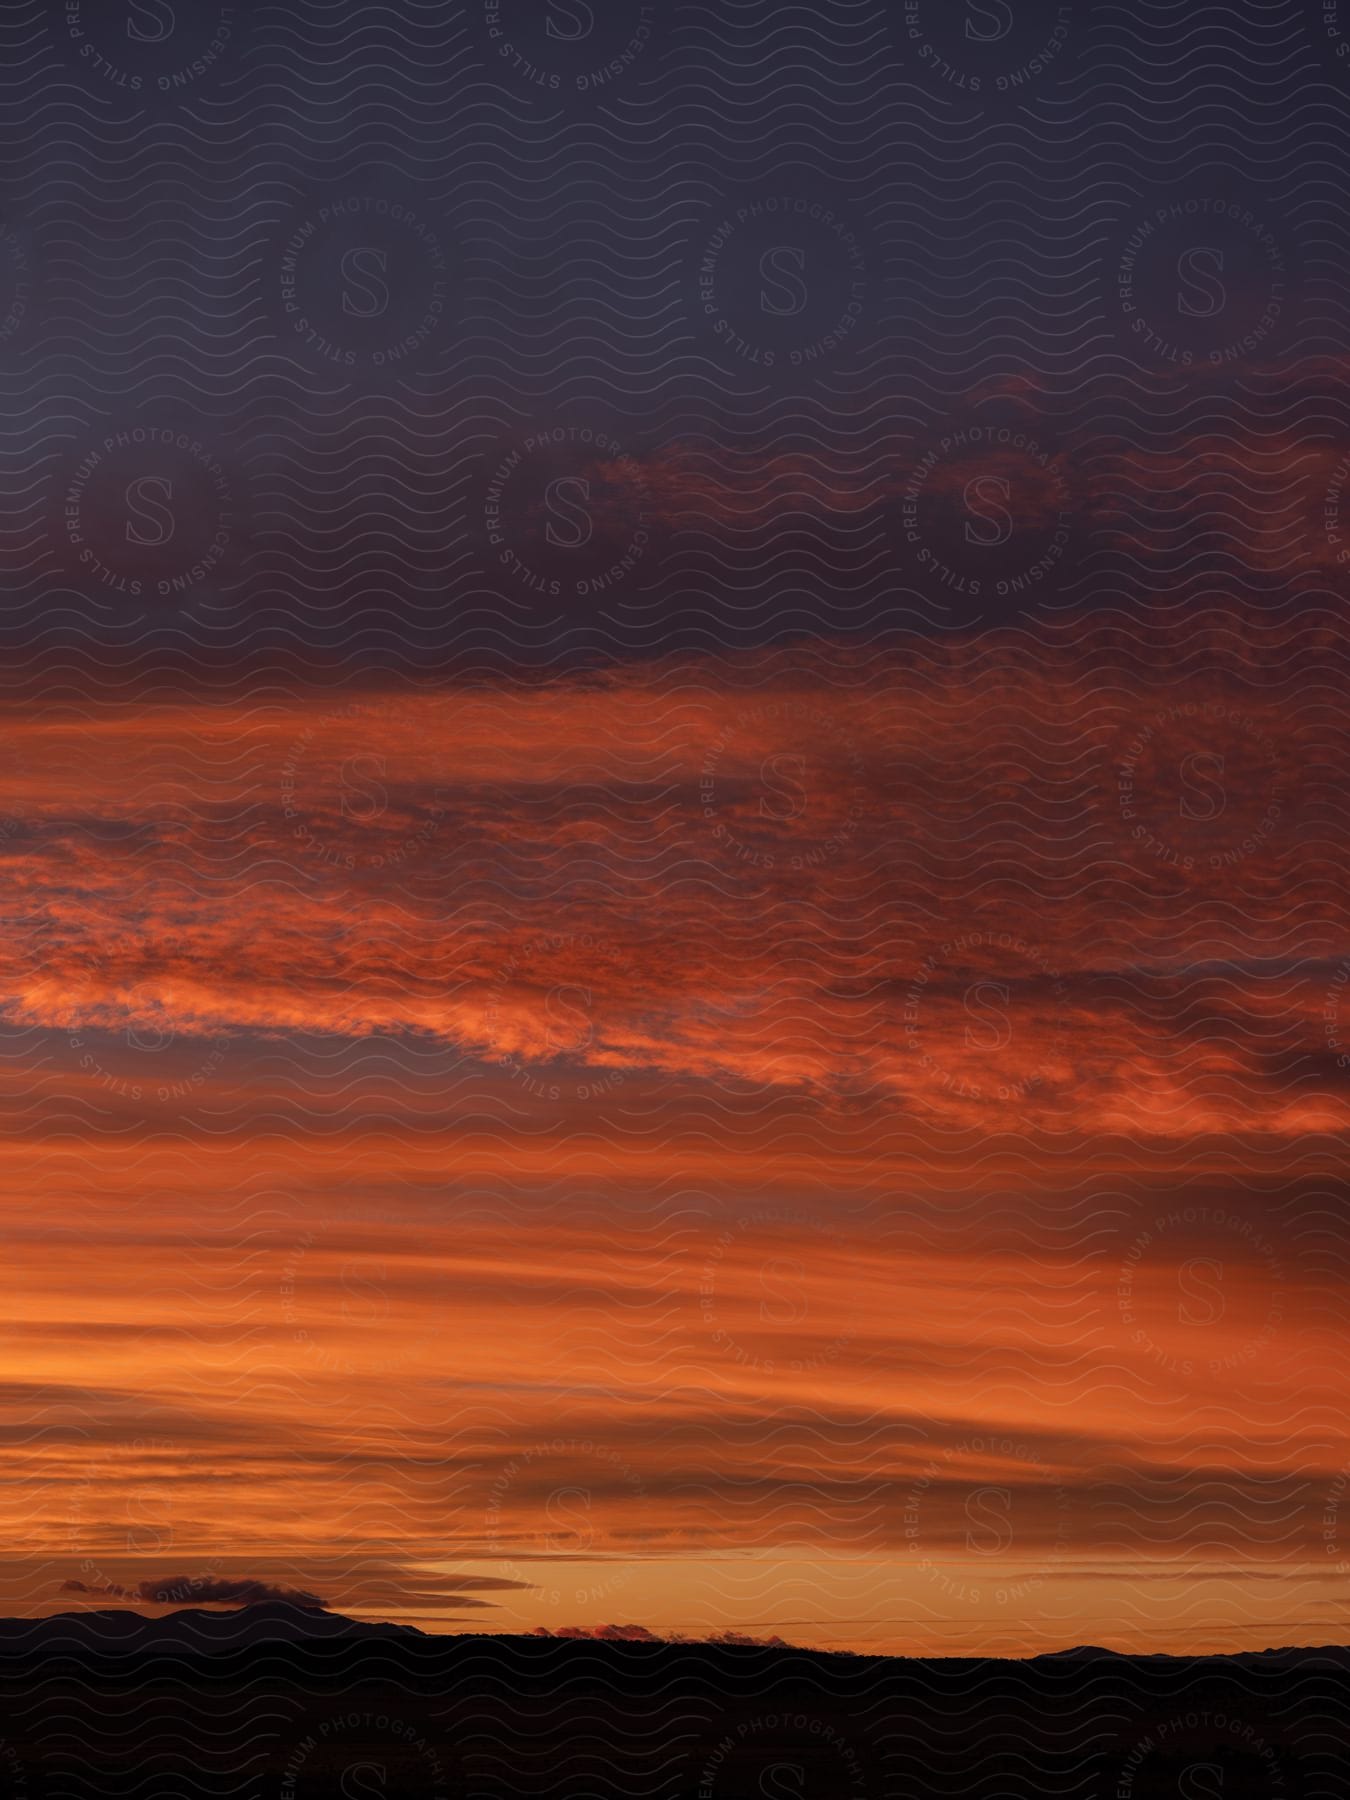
[0,1602,423,1655]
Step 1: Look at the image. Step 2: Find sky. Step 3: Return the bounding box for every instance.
[1,0,1350,1656]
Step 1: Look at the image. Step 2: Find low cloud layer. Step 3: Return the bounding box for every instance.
[61,1576,329,1611]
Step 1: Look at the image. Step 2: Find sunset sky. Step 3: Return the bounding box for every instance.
[2,0,1349,1658]
[4,614,1348,1655]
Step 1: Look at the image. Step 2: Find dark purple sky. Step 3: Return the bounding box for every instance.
[0,0,1338,671]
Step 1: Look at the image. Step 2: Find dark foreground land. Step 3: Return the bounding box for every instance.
[0,1605,1345,1799]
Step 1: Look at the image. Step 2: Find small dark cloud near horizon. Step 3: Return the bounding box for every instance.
[60,1575,329,1610]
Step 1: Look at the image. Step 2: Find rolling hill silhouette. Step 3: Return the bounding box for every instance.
[0,1605,1344,1798]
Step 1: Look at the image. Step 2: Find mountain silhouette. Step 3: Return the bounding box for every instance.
[0,1607,1344,1798]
